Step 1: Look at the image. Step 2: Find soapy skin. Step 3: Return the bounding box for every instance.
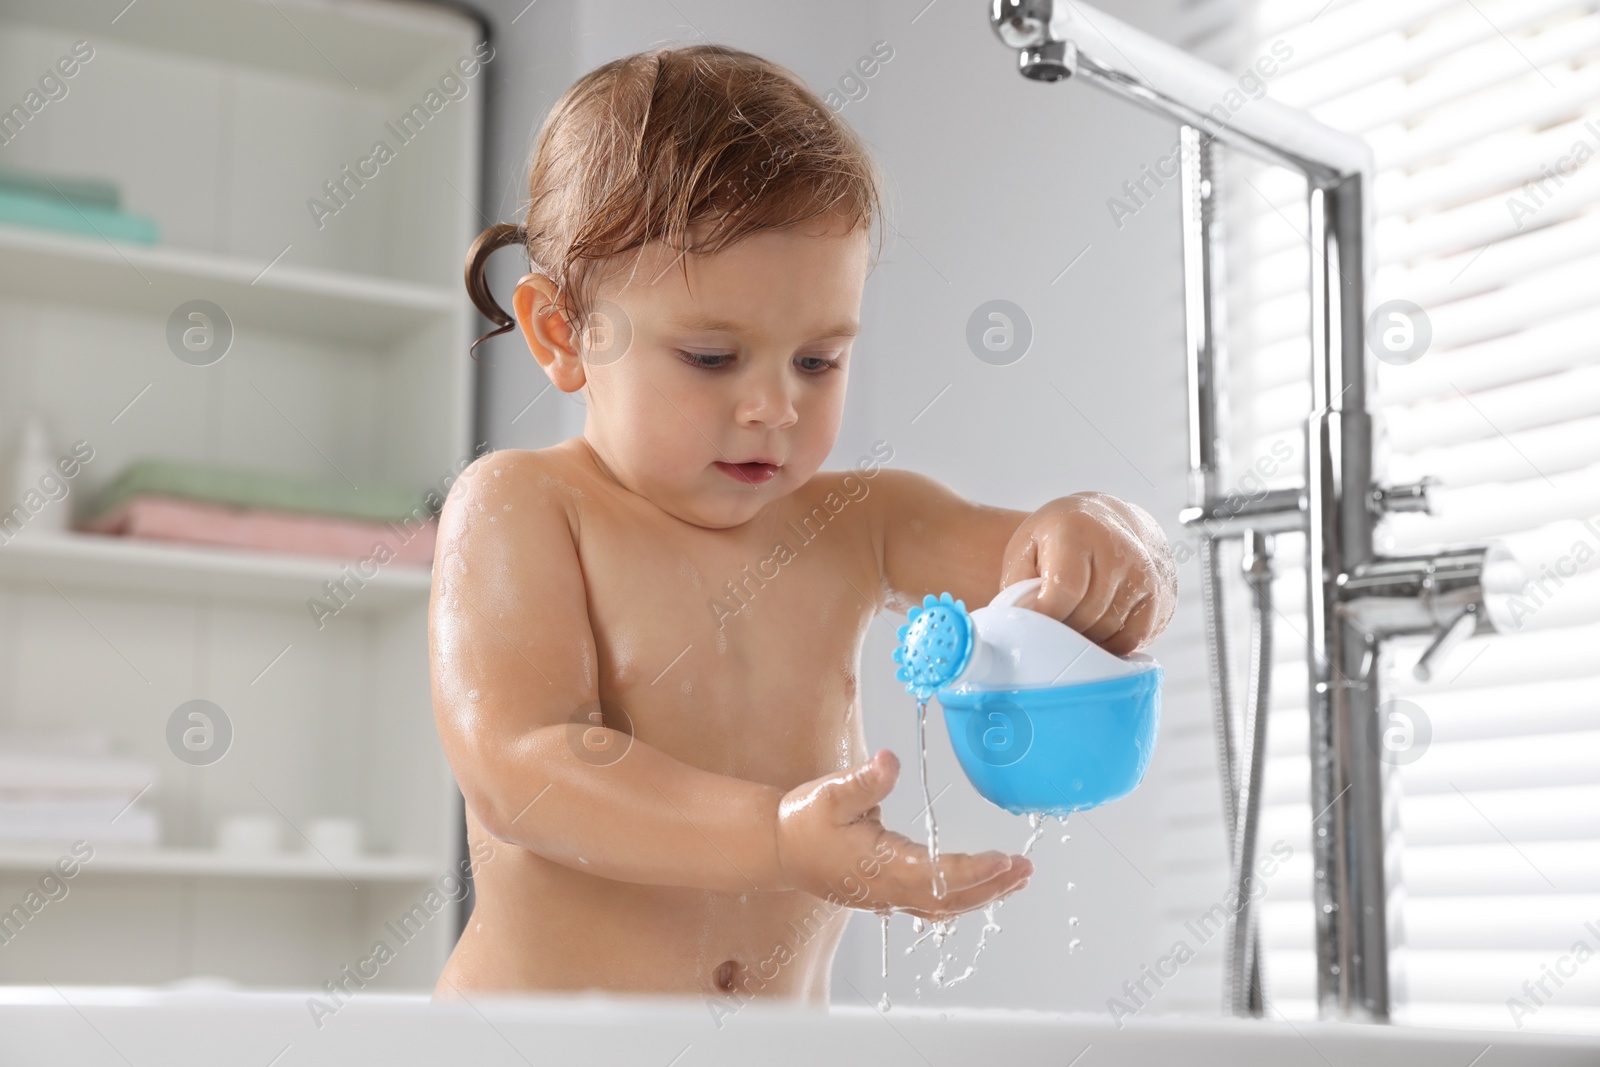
[429,212,1178,1002]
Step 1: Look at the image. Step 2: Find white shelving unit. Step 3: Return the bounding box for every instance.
[0,0,482,991]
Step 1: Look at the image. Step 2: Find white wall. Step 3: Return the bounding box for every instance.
[467,0,1226,1019]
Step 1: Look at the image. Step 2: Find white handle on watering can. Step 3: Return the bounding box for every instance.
[946,582,1045,687]
[990,577,1045,610]
[958,577,1154,689]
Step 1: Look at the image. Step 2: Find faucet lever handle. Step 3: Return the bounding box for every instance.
[1373,476,1437,516]
[1412,604,1478,682]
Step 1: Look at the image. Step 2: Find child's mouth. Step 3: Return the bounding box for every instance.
[714,461,780,485]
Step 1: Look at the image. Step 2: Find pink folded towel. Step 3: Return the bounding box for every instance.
[81,494,437,565]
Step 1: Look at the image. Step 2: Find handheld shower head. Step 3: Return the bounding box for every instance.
[991,0,1076,81]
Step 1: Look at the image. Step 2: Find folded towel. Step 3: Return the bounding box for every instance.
[86,459,437,527]
[0,187,157,244]
[0,800,159,845]
[0,751,157,797]
[0,797,143,822]
[81,493,437,565]
[0,730,115,758]
[0,168,120,209]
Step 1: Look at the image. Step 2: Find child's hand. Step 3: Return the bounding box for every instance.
[774,749,1033,920]
[1001,491,1178,656]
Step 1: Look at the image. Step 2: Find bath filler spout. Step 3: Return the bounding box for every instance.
[989,0,1522,1023]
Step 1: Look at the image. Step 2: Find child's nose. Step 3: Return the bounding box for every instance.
[735,372,799,429]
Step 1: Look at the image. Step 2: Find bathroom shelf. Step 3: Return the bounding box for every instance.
[0,0,480,992]
[0,531,432,611]
[0,844,439,882]
[0,224,457,348]
[0,0,470,92]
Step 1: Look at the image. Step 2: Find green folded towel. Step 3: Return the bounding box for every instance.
[87,459,438,526]
[0,169,121,209]
[0,187,157,245]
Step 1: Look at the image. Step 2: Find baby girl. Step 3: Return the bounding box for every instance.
[429,43,1177,1004]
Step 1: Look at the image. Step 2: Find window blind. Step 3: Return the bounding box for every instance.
[1205,0,1600,1032]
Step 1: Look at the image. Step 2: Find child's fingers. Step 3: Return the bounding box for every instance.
[880,842,1009,895]
[832,749,899,822]
[1103,592,1159,656]
[892,862,1033,920]
[932,849,1018,893]
[1063,564,1122,636]
[1081,580,1144,646]
[883,847,1030,901]
[1033,554,1093,623]
[887,837,1027,892]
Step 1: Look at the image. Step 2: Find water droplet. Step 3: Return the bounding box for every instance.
[578,856,589,864]
[493,469,502,477]
[877,992,892,1012]
[468,689,481,702]
[1060,834,1072,842]
[1067,881,1075,891]
[1068,938,1082,954]
[1068,916,1079,926]
[503,503,512,511]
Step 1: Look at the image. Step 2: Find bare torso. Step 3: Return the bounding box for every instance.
[435,437,882,1001]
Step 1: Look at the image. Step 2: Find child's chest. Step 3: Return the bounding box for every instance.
[572,495,880,786]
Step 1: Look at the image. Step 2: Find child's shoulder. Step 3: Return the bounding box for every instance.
[443,441,590,511]
[794,441,902,498]
[814,462,933,506]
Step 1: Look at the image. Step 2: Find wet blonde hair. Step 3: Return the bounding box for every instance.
[465,43,887,356]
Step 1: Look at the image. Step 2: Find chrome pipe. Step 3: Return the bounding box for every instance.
[1304,170,1389,1021]
[1178,123,1232,830]
[1180,124,1265,1013]
[1179,487,1306,539]
[1228,529,1275,1016]
[1178,124,1225,509]
[988,0,1521,1023]
[989,0,1370,179]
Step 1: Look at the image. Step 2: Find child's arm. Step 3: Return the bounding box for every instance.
[867,469,1177,655]
[429,452,1029,916]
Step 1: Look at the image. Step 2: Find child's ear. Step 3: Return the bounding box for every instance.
[513,274,586,392]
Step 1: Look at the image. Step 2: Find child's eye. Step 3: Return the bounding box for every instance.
[676,350,734,369]
[795,356,842,374]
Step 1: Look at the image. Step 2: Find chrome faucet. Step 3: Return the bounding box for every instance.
[990,0,1516,1022]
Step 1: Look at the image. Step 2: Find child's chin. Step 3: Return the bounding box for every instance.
[691,490,775,527]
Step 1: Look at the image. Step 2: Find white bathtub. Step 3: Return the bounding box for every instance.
[3,987,1597,1066]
